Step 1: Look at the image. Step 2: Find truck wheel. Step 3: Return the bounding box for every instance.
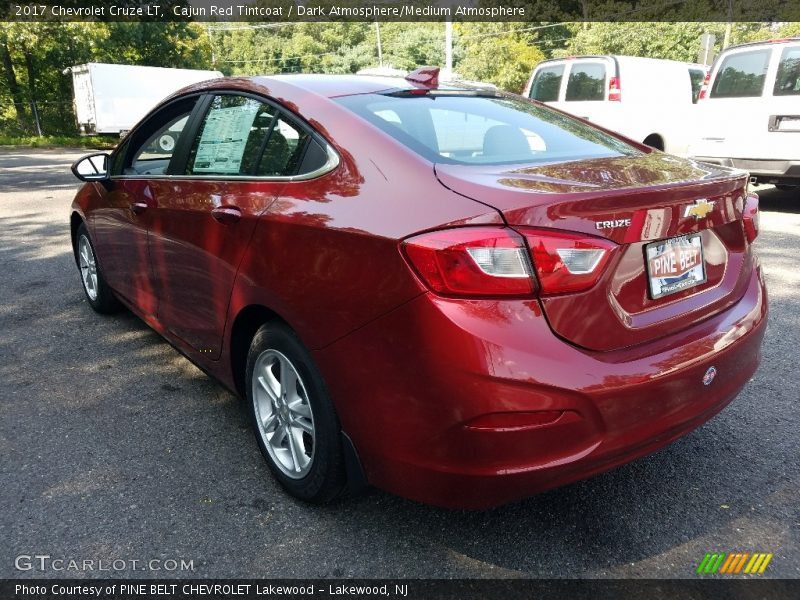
[158,134,176,153]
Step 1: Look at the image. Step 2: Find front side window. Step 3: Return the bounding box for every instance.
[774,46,800,96]
[565,63,607,101]
[336,93,639,166]
[710,49,771,98]
[530,65,565,102]
[123,97,197,176]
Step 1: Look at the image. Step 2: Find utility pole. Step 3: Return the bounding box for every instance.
[722,0,733,49]
[375,22,383,68]
[445,19,453,75]
[206,25,216,67]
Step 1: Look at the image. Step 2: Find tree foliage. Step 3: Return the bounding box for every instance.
[1,17,797,136]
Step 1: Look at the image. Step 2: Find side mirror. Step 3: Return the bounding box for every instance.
[71,152,110,182]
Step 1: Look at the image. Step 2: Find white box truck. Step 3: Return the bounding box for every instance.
[66,63,223,135]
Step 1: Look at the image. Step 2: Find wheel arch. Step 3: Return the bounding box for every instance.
[229,304,292,398]
[70,211,84,264]
[229,302,368,494]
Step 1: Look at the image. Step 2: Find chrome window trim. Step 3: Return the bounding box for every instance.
[109,142,340,183]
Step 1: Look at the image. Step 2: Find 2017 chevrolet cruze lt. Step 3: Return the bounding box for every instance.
[70,69,767,508]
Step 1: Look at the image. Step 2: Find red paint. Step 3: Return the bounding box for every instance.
[72,75,767,508]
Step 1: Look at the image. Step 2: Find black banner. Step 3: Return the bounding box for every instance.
[3,0,800,23]
[2,579,800,600]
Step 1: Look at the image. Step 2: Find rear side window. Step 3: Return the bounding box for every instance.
[774,46,800,96]
[185,94,331,177]
[530,65,564,102]
[565,63,606,101]
[710,50,770,98]
[258,117,315,176]
[187,95,276,176]
[335,93,640,166]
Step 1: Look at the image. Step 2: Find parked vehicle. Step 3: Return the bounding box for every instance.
[689,38,800,189]
[524,56,704,155]
[66,63,223,136]
[70,68,767,509]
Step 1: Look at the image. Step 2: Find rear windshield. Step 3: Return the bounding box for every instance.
[530,65,564,102]
[565,63,607,101]
[710,49,770,98]
[335,94,640,166]
[774,46,800,96]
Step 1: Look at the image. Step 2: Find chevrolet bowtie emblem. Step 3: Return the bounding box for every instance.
[684,199,715,219]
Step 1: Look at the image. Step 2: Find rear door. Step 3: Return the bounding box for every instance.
[696,42,800,161]
[527,62,566,104]
[559,58,612,121]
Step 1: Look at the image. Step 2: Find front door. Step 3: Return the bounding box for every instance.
[94,96,200,317]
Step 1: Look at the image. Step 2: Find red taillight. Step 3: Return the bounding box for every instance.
[518,228,617,295]
[402,227,535,297]
[608,76,621,101]
[698,70,711,100]
[402,227,617,298]
[743,192,759,243]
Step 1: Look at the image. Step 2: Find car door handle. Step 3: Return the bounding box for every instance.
[211,205,242,225]
[130,201,149,215]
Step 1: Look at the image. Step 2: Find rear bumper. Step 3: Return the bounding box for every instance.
[316,262,768,509]
[691,156,800,184]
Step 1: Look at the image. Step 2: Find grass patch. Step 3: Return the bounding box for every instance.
[0,134,117,149]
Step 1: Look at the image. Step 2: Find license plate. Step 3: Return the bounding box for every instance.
[645,234,706,299]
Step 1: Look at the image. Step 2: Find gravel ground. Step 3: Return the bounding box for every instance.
[0,147,797,579]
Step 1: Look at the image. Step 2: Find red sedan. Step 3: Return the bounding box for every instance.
[70,68,767,508]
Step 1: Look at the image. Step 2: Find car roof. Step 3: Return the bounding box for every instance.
[723,37,800,52]
[174,73,488,101]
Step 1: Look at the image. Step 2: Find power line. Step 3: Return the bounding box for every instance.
[222,50,343,64]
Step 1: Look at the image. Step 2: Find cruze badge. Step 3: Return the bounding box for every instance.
[684,199,715,219]
[595,218,631,230]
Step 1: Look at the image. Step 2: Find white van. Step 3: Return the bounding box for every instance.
[523,56,705,155]
[689,38,800,188]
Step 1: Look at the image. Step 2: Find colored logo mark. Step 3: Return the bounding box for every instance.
[684,199,716,219]
[696,552,773,575]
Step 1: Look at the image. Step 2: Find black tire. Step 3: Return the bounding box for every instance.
[75,223,121,314]
[643,134,664,151]
[245,322,347,503]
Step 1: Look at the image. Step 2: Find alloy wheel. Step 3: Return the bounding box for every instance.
[78,235,99,301]
[252,349,316,479]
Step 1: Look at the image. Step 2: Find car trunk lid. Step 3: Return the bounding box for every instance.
[435,154,753,351]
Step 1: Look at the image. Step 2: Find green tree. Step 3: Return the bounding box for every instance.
[456,24,547,92]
